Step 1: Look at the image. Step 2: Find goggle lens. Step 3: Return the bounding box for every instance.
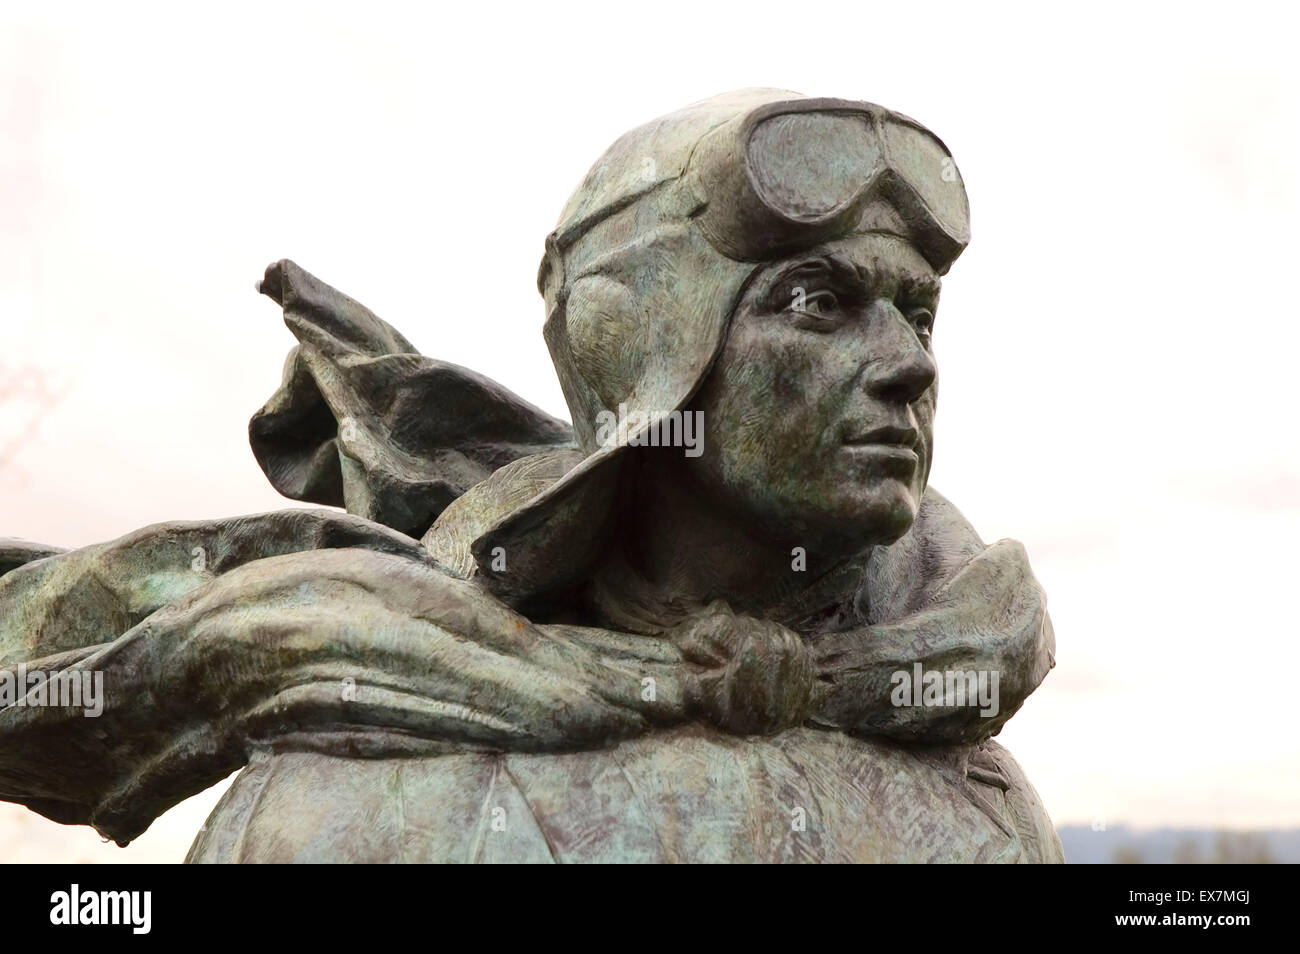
[879,118,969,244]
[748,112,883,222]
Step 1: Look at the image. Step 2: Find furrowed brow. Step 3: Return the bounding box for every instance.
[898,274,942,302]
[849,254,942,301]
[768,255,863,294]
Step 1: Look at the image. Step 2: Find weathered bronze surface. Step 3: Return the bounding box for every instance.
[0,90,1061,863]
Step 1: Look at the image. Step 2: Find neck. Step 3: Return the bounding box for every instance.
[607,451,863,620]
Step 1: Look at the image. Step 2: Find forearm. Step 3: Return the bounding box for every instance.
[0,549,669,845]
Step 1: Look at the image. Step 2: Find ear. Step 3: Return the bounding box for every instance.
[563,273,648,415]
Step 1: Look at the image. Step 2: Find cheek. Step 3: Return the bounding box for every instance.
[707,327,845,454]
[914,388,937,448]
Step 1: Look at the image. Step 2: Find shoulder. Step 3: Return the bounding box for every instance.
[421,448,584,579]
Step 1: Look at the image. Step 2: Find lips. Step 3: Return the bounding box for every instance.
[840,423,921,478]
[841,424,919,449]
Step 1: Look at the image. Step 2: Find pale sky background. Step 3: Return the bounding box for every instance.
[1,1,1297,862]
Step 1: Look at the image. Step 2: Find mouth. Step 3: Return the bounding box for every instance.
[841,424,919,449]
[840,424,921,473]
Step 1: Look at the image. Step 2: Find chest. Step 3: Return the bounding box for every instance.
[187,725,1031,863]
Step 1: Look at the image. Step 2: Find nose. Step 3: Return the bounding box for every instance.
[860,299,937,403]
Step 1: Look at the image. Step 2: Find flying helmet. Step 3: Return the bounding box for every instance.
[471,88,970,606]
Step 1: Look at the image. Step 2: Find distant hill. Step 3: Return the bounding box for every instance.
[1058,825,1300,864]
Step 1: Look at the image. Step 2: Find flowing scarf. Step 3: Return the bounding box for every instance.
[0,262,1054,846]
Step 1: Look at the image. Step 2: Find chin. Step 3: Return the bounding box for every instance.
[838,486,921,544]
[726,467,923,549]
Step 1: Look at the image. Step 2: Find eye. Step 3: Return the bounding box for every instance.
[799,290,840,315]
[905,306,935,343]
[785,286,844,331]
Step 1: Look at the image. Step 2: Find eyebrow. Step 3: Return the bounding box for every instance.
[772,255,857,285]
[896,273,942,302]
[765,253,941,302]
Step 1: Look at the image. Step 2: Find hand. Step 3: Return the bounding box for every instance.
[669,602,814,736]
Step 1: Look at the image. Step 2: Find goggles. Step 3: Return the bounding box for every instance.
[685,98,970,271]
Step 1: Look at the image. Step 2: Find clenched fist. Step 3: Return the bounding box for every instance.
[669,603,815,736]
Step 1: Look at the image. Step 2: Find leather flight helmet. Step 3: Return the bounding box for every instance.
[471,89,970,607]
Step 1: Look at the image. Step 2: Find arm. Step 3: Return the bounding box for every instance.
[0,513,686,845]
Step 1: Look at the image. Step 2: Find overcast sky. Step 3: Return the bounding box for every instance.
[2,1,1298,862]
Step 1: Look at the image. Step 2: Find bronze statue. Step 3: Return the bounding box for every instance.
[0,89,1061,862]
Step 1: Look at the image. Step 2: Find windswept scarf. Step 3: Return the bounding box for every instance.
[0,262,1054,846]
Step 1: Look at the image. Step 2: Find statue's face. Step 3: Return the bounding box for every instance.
[685,233,939,550]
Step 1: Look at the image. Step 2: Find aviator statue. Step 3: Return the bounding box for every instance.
[0,90,1062,863]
